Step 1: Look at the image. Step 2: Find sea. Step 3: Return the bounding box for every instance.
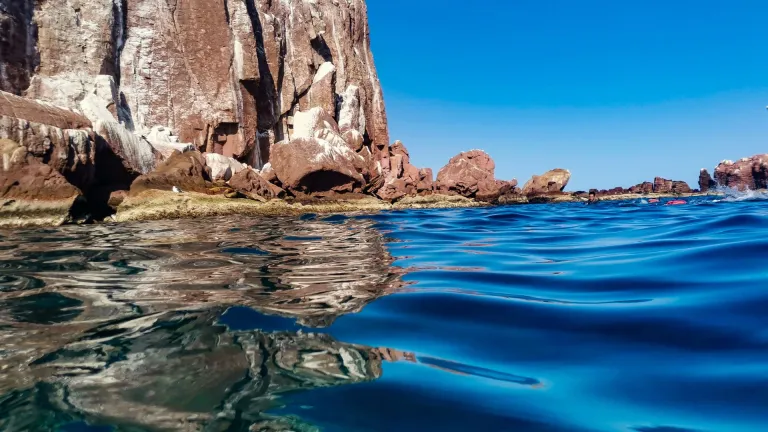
[1,191,768,432]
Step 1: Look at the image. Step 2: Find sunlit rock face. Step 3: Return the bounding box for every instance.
[714,155,768,191]
[0,0,389,171]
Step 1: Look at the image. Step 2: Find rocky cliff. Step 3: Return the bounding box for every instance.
[1,0,388,167]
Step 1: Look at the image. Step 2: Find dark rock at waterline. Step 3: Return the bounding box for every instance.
[699,169,716,192]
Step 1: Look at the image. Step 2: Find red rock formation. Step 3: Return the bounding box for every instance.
[1,0,388,173]
[0,91,96,190]
[228,168,285,201]
[522,169,571,196]
[435,150,500,202]
[652,177,692,194]
[714,155,768,191]
[628,182,653,194]
[376,141,433,201]
[1,139,82,202]
[699,169,716,192]
[129,152,212,196]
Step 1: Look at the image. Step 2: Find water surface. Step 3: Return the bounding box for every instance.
[1,196,767,431]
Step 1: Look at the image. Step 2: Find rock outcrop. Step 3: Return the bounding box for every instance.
[376,141,433,201]
[228,168,285,201]
[435,150,501,202]
[0,91,96,192]
[652,177,692,194]
[129,152,212,196]
[714,155,768,191]
[270,108,366,197]
[699,169,716,192]
[0,0,388,170]
[522,169,571,196]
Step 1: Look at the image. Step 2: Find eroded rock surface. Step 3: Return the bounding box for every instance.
[699,169,716,192]
[714,155,768,191]
[522,169,571,196]
[129,151,212,196]
[435,150,500,201]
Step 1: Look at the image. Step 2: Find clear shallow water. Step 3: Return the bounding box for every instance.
[1,197,768,431]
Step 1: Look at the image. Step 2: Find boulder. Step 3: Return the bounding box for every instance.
[1,139,82,201]
[129,152,212,196]
[204,153,247,181]
[435,150,500,201]
[1,138,83,224]
[699,169,716,192]
[228,169,285,201]
[270,137,365,196]
[714,155,768,191]
[522,169,571,196]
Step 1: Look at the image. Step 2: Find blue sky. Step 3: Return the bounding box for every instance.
[367,0,768,191]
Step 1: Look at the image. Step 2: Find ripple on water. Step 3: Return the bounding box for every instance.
[0,199,767,431]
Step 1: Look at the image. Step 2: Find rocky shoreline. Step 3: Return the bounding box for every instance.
[1,0,764,228]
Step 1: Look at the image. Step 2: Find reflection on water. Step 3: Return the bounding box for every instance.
[3,200,768,431]
[0,216,411,431]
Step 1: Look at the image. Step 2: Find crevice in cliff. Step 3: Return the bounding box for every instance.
[111,0,128,86]
[310,35,333,64]
[244,0,284,155]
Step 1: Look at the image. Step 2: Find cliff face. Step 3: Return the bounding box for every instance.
[0,0,388,169]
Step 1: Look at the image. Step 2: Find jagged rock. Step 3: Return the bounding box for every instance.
[376,141,432,201]
[522,169,571,196]
[0,91,96,191]
[435,150,500,201]
[228,168,285,201]
[204,153,247,182]
[629,182,653,194]
[653,177,691,194]
[714,155,768,191]
[270,137,365,196]
[699,168,716,192]
[129,152,212,196]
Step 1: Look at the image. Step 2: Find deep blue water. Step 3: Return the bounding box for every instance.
[1,195,768,431]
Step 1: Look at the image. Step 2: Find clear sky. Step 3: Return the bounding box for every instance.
[367,0,768,191]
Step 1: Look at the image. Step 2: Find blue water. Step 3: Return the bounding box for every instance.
[1,196,767,431]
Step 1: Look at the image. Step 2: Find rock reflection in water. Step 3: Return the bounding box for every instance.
[0,215,408,431]
[2,308,409,431]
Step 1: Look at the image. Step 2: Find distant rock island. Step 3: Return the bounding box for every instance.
[0,0,764,226]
